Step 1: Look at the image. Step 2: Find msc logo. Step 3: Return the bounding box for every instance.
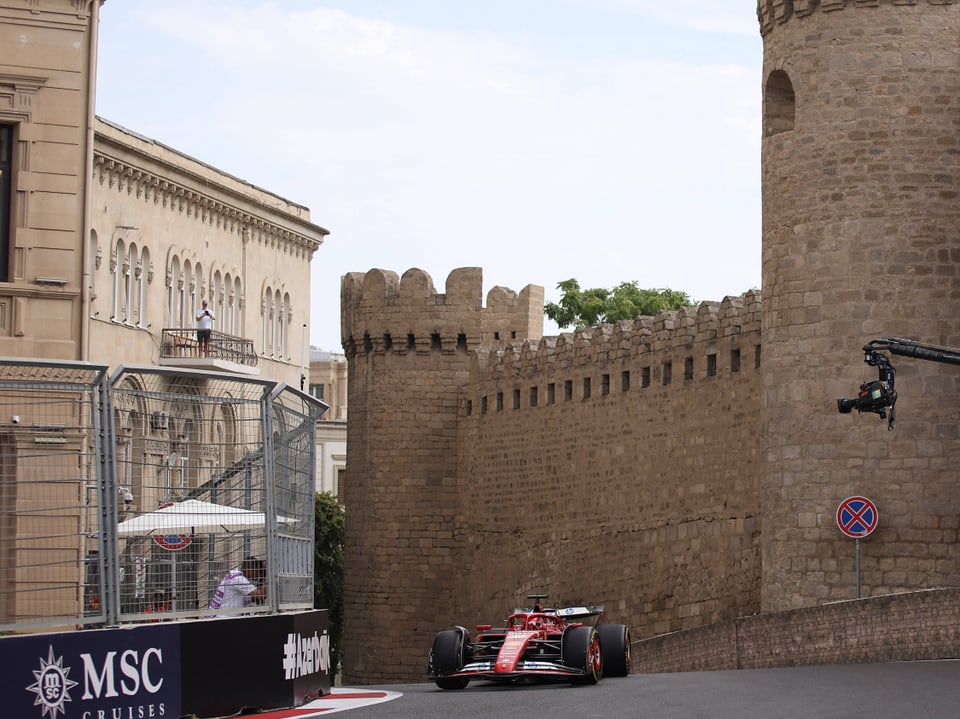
[25,645,79,719]
[25,643,167,719]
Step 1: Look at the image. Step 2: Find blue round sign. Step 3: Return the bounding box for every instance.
[836,496,879,538]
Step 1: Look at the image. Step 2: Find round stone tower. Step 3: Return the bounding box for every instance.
[339,267,543,683]
[759,0,960,611]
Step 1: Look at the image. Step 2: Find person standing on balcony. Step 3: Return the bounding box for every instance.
[196,299,216,356]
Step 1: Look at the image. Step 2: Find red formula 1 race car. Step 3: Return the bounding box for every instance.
[427,594,631,690]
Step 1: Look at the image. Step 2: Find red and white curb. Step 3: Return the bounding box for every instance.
[241,687,402,717]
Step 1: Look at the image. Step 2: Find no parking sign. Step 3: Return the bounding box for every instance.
[836,495,878,599]
[836,496,879,538]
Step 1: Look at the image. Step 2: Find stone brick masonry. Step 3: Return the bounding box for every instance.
[759,0,960,615]
[634,588,960,673]
[340,0,960,683]
[341,268,765,682]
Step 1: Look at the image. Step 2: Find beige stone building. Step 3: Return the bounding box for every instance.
[89,118,326,383]
[0,0,331,629]
[309,348,347,500]
[0,1,97,360]
[0,0,327,381]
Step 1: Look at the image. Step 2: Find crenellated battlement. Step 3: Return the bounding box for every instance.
[756,0,949,38]
[340,267,544,356]
[343,267,766,685]
[470,290,761,388]
[342,0,960,681]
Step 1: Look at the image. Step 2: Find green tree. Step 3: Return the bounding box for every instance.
[314,492,344,677]
[544,279,694,329]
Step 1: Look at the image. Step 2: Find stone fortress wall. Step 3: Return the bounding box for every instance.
[339,268,544,682]
[454,285,763,638]
[341,0,960,683]
[340,267,766,682]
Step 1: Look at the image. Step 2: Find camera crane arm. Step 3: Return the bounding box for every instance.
[838,338,960,431]
[864,337,960,366]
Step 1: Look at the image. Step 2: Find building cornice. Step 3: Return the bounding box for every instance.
[93,120,329,261]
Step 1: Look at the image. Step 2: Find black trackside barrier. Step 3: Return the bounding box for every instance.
[180,611,331,717]
[3,610,330,719]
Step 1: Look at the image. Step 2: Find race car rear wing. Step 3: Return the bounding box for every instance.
[553,605,604,621]
[513,604,605,620]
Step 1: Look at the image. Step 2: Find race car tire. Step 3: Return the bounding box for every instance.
[432,629,470,690]
[597,624,631,677]
[561,625,602,684]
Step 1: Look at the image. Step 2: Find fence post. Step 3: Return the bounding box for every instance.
[98,369,121,625]
[262,390,279,613]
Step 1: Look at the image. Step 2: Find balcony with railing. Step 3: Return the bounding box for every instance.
[160,328,259,374]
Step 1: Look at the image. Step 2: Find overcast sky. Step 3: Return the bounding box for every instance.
[95,1,763,352]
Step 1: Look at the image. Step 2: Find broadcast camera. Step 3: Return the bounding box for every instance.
[837,345,897,430]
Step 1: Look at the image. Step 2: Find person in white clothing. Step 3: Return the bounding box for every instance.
[195,299,216,356]
[208,556,265,609]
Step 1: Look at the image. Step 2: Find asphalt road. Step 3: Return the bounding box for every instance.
[334,660,960,718]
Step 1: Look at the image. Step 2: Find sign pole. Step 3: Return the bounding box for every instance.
[836,496,878,600]
[855,538,861,599]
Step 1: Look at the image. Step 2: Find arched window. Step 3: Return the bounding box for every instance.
[192,262,204,323]
[167,256,181,327]
[213,269,224,333]
[88,230,99,311]
[112,239,125,322]
[181,261,192,328]
[281,292,291,359]
[764,69,796,137]
[217,398,238,467]
[274,289,283,358]
[124,244,138,324]
[136,247,150,328]
[262,287,274,356]
[232,277,242,335]
[222,273,233,334]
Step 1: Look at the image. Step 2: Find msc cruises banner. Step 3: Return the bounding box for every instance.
[3,610,330,719]
[5,623,181,719]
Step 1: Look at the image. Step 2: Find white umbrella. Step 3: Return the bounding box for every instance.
[117,498,294,536]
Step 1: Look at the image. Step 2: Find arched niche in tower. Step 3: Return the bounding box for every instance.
[764,69,795,137]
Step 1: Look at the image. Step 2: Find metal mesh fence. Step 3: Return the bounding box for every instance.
[0,360,323,632]
[270,385,321,608]
[0,360,110,631]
